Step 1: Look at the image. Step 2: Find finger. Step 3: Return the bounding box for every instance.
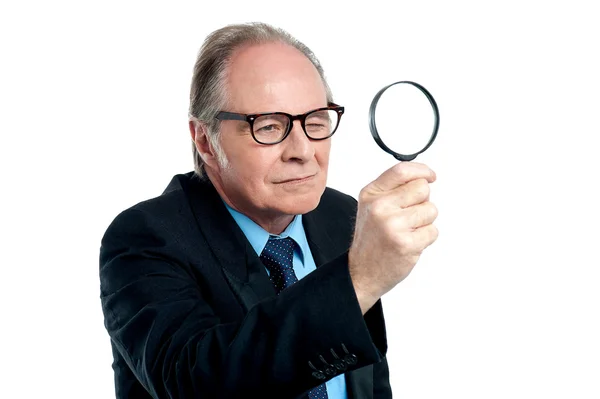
[368,162,436,193]
[409,223,439,252]
[402,201,438,229]
[389,178,431,208]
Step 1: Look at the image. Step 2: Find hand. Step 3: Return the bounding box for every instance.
[349,162,439,314]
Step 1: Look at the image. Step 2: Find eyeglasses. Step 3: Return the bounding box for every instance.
[215,103,345,145]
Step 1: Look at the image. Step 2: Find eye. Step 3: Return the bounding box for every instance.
[305,115,330,131]
[254,115,288,135]
[305,109,338,137]
[256,124,281,133]
[306,122,328,129]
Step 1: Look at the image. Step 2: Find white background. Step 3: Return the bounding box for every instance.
[1,1,599,398]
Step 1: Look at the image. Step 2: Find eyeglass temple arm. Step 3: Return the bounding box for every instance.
[216,111,247,121]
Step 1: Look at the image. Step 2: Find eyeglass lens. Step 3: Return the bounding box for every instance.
[253,109,339,143]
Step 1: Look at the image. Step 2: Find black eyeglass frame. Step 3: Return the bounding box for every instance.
[215,103,345,145]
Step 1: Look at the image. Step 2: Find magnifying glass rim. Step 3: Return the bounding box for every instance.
[368,80,440,161]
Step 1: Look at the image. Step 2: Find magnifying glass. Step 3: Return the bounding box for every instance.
[369,81,440,161]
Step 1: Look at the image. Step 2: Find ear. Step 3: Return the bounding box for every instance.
[189,119,220,170]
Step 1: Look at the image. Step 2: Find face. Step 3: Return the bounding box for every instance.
[203,42,332,231]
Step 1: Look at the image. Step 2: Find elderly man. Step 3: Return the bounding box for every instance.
[100,22,438,399]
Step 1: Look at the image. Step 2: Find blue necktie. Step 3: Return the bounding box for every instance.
[260,236,329,399]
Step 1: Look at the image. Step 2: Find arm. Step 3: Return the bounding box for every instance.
[100,208,387,398]
[364,298,392,399]
[373,357,392,398]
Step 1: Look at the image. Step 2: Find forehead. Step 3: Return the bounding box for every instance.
[226,42,328,114]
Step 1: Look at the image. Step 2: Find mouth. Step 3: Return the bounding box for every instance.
[275,174,316,184]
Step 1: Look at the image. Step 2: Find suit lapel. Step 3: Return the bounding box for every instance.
[302,201,342,267]
[181,174,276,311]
[303,214,331,267]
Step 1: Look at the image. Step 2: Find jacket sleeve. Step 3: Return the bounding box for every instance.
[100,207,387,399]
[373,357,392,398]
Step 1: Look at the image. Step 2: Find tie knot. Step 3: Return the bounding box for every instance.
[260,236,296,270]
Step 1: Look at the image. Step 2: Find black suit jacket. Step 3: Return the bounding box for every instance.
[100,172,392,398]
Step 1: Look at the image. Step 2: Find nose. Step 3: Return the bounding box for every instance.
[281,120,314,162]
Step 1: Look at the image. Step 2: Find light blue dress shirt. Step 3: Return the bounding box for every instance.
[224,201,348,399]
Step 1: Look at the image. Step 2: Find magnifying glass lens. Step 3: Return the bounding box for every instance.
[369,81,439,161]
[374,83,436,156]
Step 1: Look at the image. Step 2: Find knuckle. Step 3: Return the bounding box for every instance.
[369,198,389,219]
[429,224,439,241]
[416,179,430,198]
[426,202,438,220]
[358,187,370,202]
[395,233,415,254]
[384,216,404,236]
[393,163,409,180]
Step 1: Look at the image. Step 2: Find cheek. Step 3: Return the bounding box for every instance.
[230,147,279,183]
[316,142,331,169]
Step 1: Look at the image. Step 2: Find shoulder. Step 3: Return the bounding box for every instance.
[317,186,358,215]
[108,173,192,221]
[100,172,205,252]
[304,186,358,238]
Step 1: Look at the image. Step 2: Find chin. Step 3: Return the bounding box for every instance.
[277,191,323,215]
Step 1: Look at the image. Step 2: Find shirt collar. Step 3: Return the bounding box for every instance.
[222,200,309,263]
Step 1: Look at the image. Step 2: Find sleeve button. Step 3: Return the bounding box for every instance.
[344,353,358,366]
[334,360,347,371]
[312,371,327,380]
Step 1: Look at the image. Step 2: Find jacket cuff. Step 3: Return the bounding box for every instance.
[282,251,388,382]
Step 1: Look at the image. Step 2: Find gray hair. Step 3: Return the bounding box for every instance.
[188,22,334,178]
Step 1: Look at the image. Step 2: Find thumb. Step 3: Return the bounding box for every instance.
[368,162,436,193]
